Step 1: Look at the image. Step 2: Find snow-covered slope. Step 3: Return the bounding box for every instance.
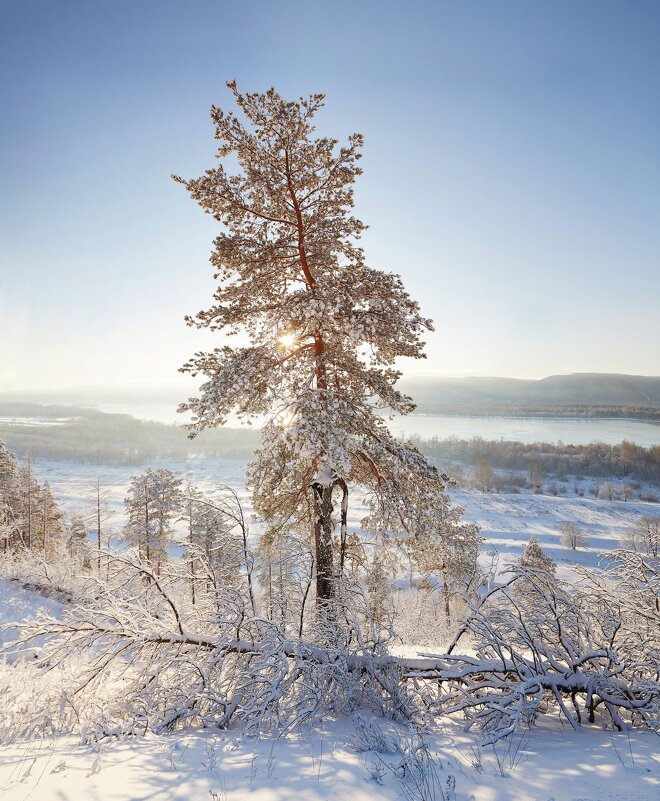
[0,579,64,660]
[1,460,658,801]
[32,458,659,580]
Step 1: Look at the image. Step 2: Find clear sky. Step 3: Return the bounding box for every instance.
[1,0,658,392]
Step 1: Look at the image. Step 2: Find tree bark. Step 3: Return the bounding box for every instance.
[312,480,335,611]
[96,480,102,575]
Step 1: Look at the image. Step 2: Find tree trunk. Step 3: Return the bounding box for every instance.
[96,480,102,574]
[443,576,451,626]
[188,496,196,605]
[336,477,348,577]
[312,480,335,612]
[26,458,32,550]
[144,484,151,566]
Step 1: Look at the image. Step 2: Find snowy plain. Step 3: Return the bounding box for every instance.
[32,456,659,581]
[0,720,658,801]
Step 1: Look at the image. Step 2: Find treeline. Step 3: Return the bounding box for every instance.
[414,403,660,420]
[0,404,260,464]
[412,435,660,484]
[0,442,66,553]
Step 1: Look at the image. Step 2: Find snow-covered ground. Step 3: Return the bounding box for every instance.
[453,488,656,580]
[33,458,658,580]
[0,695,657,800]
[0,580,658,800]
[0,579,64,660]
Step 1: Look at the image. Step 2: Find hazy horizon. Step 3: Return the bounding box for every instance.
[2,1,659,391]
[2,370,660,397]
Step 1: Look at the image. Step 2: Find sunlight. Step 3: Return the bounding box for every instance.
[276,408,296,428]
[277,332,297,348]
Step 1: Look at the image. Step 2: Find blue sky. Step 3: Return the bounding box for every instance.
[1,0,658,390]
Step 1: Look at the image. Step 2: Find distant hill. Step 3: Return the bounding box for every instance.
[400,373,660,410]
[2,374,659,421]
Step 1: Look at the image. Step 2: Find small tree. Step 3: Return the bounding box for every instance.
[528,463,544,494]
[472,459,493,492]
[407,521,481,625]
[174,83,474,616]
[67,514,91,570]
[124,469,184,573]
[366,554,391,630]
[18,452,39,549]
[600,482,616,502]
[559,521,587,550]
[184,485,257,615]
[90,477,114,574]
[35,481,64,555]
[518,536,556,581]
[0,442,23,551]
[621,515,659,556]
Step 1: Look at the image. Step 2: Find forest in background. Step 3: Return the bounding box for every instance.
[0,403,260,463]
[413,402,660,419]
[2,403,659,492]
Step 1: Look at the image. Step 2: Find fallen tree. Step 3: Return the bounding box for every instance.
[406,564,660,741]
[3,554,659,743]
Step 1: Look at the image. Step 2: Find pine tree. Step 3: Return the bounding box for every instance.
[149,468,185,575]
[0,442,23,551]
[367,554,390,627]
[124,468,184,573]
[518,536,556,578]
[35,481,64,555]
[174,83,475,615]
[67,514,91,570]
[18,452,39,550]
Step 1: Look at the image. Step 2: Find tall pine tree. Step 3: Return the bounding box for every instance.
[174,84,475,614]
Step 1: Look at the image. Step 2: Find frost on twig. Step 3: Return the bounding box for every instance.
[404,563,660,742]
[3,550,415,739]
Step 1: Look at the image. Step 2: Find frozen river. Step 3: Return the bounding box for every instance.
[98,401,660,447]
[388,413,660,447]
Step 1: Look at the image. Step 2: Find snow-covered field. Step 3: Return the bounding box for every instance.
[0,585,657,801]
[34,457,658,579]
[454,488,656,580]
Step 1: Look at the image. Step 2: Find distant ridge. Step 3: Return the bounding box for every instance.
[2,374,659,413]
[399,373,660,407]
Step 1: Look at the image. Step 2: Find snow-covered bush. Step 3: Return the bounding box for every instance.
[0,549,92,601]
[404,565,660,742]
[5,550,415,740]
[345,713,401,754]
[392,586,460,649]
[620,515,660,556]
